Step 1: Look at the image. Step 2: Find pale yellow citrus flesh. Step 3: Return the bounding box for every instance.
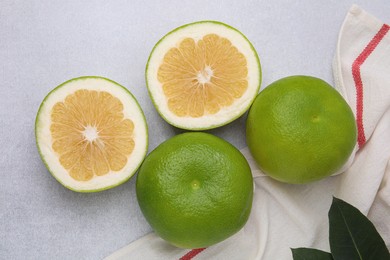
[157,34,248,117]
[50,89,135,181]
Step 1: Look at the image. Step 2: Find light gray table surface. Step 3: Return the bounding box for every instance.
[1,1,389,259]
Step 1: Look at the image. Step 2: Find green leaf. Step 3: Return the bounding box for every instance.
[291,248,334,260]
[329,197,390,260]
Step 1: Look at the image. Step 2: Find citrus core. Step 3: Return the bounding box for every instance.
[136,132,253,248]
[246,75,357,184]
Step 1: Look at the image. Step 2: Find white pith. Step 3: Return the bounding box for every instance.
[197,66,213,84]
[146,22,260,129]
[36,77,148,191]
[83,125,99,142]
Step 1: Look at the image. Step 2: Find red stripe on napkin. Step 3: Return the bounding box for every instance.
[352,23,390,148]
[179,248,206,260]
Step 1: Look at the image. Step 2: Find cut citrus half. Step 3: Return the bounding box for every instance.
[146,21,261,130]
[35,76,148,192]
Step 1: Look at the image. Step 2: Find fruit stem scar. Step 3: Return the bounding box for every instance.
[311,115,320,122]
[191,180,201,190]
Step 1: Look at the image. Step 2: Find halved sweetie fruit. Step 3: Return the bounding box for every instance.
[35,76,148,192]
[146,21,261,130]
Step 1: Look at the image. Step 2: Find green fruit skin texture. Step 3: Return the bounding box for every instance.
[246,76,357,184]
[136,132,253,248]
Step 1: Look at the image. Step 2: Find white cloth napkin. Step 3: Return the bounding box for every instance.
[106,5,390,260]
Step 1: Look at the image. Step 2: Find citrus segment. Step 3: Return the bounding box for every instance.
[246,75,357,184]
[146,21,261,130]
[50,90,135,181]
[136,132,253,249]
[35,76,148,192]
[158,33,248,118]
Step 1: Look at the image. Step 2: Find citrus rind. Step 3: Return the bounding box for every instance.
[136,132,253,248]
[246,75,357,184]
